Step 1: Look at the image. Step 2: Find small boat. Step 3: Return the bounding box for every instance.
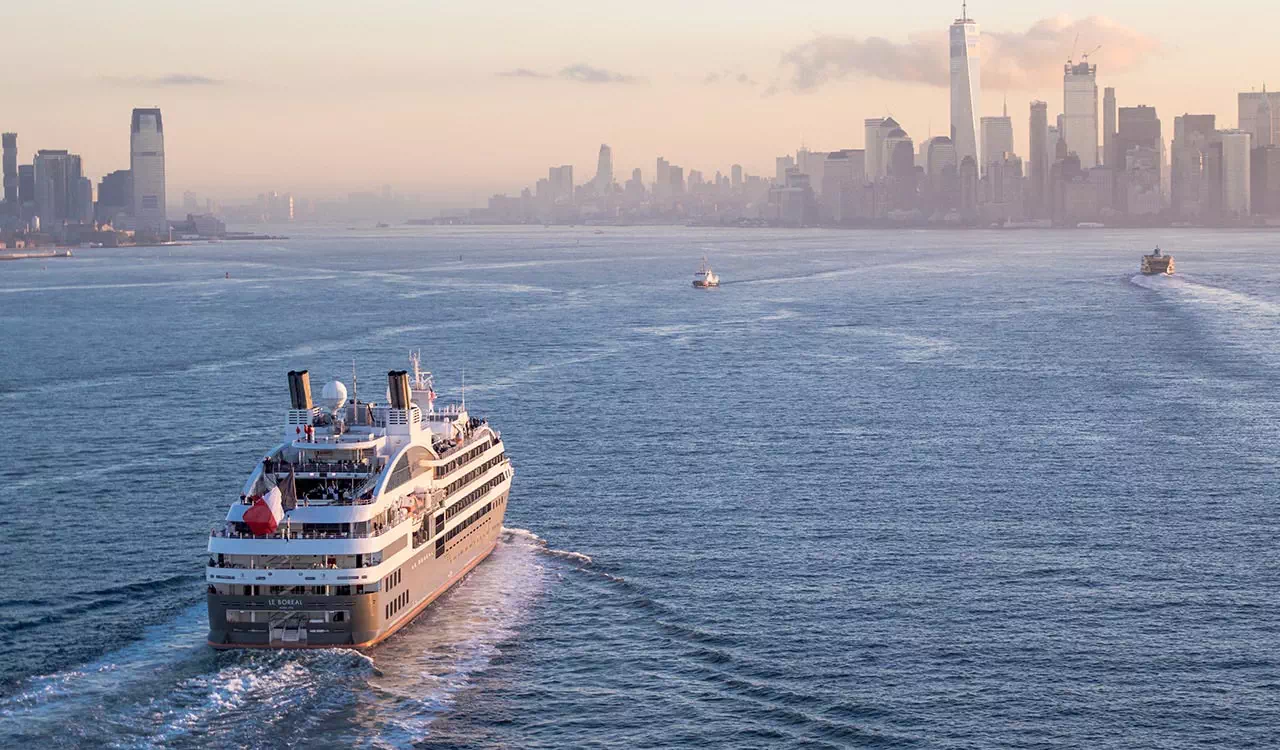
[1140,247,1174,275]
[692,257,720,288]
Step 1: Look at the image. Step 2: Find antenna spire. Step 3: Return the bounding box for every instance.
[962,0,967,21]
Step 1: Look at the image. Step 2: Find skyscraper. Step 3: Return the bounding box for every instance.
[1251,145,1280,215]
[1115,106,1163,214]
[1253,90,1274,148]
[980,102,1014,171]
[1218,130,1252,217]
[1103,88,1117,167]
[96,169,133,224]
[130,107,167,233]
[593,144,613,194]
[1239,90,1280,149]
[1172,114,1216,218]
[1029,102,1049,217]
[32,149,83,227]
[731,164,743,189]
[1064,61,1099,168]
[864,117,899,182]
[2,132,16,208]
[949,9,981,169]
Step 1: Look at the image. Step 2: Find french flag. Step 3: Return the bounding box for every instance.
[243,486,285,536]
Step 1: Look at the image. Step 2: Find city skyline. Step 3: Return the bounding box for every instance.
[2,1,1278,201]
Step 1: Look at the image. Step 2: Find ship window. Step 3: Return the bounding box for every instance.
[387,456,412,491]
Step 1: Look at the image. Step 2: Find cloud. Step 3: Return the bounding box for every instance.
[778,16,1158,92]
[496,68,548,79]
[558,63,639,85]
[103,74,224,86]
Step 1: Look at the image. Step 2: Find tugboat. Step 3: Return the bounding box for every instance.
[692,257,720,288]
[1140,247,1175,275]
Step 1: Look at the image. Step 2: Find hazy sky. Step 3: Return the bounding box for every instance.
[3,0,1275,204]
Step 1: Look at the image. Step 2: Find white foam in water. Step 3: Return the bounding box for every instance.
[0,528,591,748]
[1130,272,1280,366]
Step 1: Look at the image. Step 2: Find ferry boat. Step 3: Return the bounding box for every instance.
[1140,247,1175,275]
[206,355,512,649]
[693,257,720,288]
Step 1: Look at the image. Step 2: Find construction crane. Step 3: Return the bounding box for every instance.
[1081,45,1102,62]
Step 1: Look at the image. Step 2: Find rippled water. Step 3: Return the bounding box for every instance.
[1,227,1279,748]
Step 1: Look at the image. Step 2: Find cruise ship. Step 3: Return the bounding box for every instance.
[206,356,512,648]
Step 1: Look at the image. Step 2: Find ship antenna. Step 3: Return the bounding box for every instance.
[461,370,466,410]
[351,358,358,404]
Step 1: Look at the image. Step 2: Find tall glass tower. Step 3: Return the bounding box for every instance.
[130,108,167,234]
[949,7,981,170]
[1063,62,1099,168]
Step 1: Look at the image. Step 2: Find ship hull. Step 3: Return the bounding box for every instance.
[207,493,507,649]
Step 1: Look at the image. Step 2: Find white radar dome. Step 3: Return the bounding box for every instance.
[320,380,349,412]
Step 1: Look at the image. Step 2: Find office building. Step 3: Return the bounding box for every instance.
[1103,88,1117,167]
[2,132,16,208]
[981,104,1014,171]
[32,149,83,227]
[97,169,133,223]
[1172,114,1216,218]
[949,10,981,169]
[593,144,613,194]
[864,117,899,182]
[130,108,167,233]
[797,148,828,195]
[1252,146,1280,215]
[1239,90,1280,149]
[1218,129,1252,217]
[1029,102,1049,217]
[821,149,864,222]
[775,154,795,183]
[1064,61,1099,168]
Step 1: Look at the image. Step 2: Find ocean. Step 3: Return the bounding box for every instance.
[1,227,1277,748]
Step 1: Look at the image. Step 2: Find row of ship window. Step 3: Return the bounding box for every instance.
[211,583,376,596]
[441,496,503,561]
[442,453,506,497]
[385,568,402,590]
[385,589,410,620]
[436,497,498,557]
[443,471,509,523]
[226,609,347,624]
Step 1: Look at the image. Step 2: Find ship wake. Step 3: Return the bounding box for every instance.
[0,531,557,749]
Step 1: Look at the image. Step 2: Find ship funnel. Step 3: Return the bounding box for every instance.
[388,370,411,410]
[287,370,313,410]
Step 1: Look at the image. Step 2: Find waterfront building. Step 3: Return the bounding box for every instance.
[96,169,132,224]
[1251,145,1280,215]
[32,149,83,227]
[130,107,167,234]
[950,10,981,169]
